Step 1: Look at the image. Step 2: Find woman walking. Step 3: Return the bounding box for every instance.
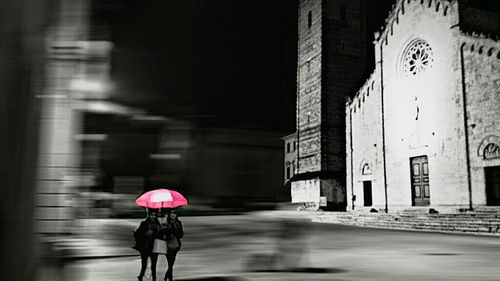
[160,209,184,281]
[134,209,162,281]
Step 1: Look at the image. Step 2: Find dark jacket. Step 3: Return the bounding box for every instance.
[133,218,161,254]
[160,219,184,250]
[170,219,184,240]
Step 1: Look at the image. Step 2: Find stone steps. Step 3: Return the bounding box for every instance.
[314,211,500,235]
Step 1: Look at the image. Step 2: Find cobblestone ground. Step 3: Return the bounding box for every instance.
[52,212,500,281]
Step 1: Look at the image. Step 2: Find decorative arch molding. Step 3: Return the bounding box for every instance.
[359,159,372,175]
[460,33,500,55]
[478,135,500,159]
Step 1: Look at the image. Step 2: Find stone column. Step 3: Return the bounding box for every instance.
[35,0,89,236]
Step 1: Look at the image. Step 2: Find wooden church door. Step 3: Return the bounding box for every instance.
[410,156,430,206]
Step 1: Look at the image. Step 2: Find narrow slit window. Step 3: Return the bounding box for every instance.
[308,11,312,29]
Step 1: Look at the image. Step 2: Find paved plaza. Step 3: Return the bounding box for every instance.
[46,212,500,281]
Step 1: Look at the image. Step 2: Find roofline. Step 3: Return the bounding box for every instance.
[281,132,297,140]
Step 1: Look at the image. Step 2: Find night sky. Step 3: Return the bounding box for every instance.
[92,0,396,133]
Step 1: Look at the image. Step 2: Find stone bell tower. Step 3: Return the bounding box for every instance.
[293,0,372,210]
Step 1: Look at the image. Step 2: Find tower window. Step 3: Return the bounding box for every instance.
[307,11,312,29]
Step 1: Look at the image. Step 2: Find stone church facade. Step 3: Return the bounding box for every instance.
[292,0,500,213]
[346,0,500,213]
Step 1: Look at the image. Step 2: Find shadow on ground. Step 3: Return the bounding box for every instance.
[250,267,348,274]
[177,277,247,281]
[422,253,461,256]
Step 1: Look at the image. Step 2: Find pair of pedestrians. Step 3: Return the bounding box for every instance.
[133,209,184,281]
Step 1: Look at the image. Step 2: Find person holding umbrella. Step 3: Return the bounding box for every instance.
[159,209,183,281]
[133,208,161,281]
[134,189,188,281]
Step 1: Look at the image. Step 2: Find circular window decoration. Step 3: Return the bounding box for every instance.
[402,40,434,77]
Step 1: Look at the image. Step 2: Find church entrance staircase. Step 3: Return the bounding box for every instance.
[314,208,500,236]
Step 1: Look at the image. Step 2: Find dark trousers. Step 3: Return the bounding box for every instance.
[138,252,158,281]
[163,251,178,281]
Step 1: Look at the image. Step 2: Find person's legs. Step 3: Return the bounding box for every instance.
[138,252,148,280]
[165,251,178,281]
[150,253,159,281]
[145,257,151,278]
[163,254,169,281]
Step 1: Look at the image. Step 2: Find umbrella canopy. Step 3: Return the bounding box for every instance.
[135,188,188,209]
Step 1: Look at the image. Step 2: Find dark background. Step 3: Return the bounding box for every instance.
[89,0,400,134]
[94,0,500,132]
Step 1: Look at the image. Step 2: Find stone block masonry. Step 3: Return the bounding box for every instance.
[293,0,373,210]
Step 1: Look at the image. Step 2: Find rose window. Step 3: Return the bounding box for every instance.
[403,40,434,77]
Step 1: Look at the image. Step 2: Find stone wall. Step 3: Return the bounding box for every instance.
[346,70,384,211]
[376,0,471,211]
[346,0,495,212]
[461,35,500,206]
[294,0,324,206]
[322,0,369,174]
[297,0,323,174]
[291,179,320,204]
[294,0,371,208]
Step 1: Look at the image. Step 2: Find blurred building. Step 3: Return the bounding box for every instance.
[36,1,115,233]
[2,0,289,280]
[153,124,287,208]
[193,127,286,206]
[79,113,287,211]
[0,1,52,280]
[346,0,500,213]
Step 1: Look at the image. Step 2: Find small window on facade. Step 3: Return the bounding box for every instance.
[362,163,371,175]
[340,5,347,21]
[287,142,290,153]
[293,141,296,151]
[308,11,312,29]
[286,166,291,179]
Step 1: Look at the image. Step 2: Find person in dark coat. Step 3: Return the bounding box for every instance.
[159,209,184,281]
[134,209,162,281]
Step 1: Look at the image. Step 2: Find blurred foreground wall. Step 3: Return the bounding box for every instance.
[0,1,55,280]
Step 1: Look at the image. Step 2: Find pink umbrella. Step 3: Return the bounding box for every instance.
[135,188,188,209]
